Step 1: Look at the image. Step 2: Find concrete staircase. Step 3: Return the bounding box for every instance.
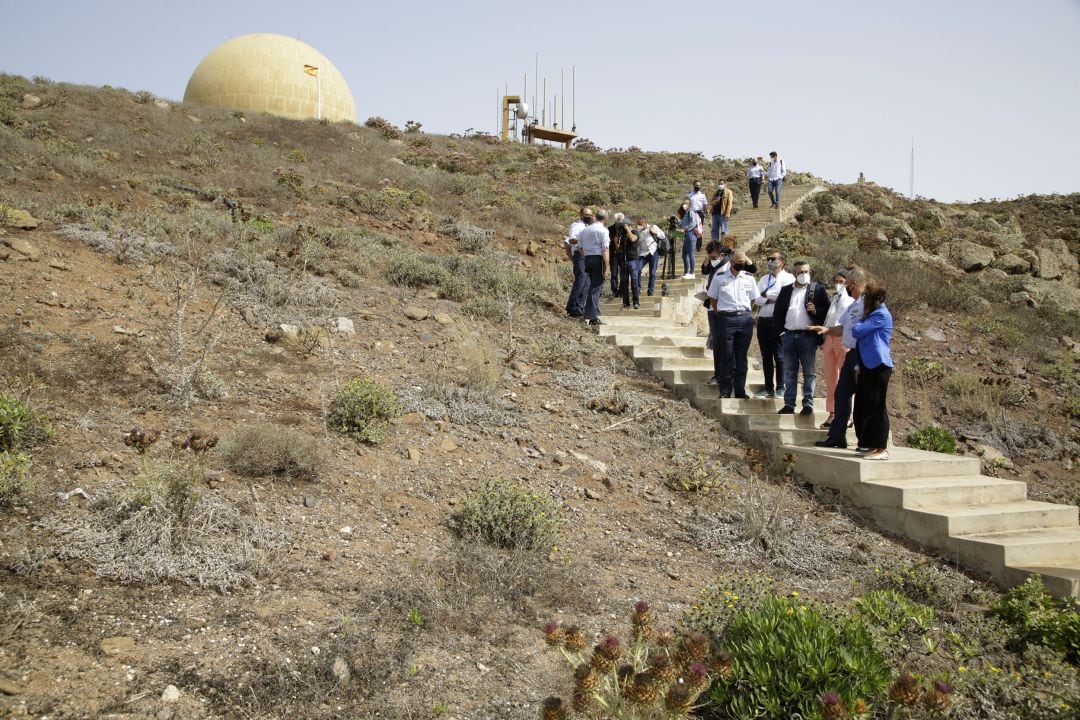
[593,184,1080,598]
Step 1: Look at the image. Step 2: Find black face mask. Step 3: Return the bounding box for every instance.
[731,263,745,273]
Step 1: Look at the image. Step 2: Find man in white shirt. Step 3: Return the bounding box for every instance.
[746,159,765,208]
[578,208,611,326]
[563,207,591,317]
[767,151,786,209]
[706,250,760,398]
[752,250,794,398]
[772,261,829,415]
[686,181,708,251]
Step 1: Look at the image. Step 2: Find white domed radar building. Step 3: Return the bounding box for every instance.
[184,33,357,123]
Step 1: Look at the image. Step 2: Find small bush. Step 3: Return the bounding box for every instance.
[219,424,322,481]
[338,269,362,288]
[1065,395,1080,419]
[903,357,946,385]
[706,595,891,719]
[327,378,400,444]
[0,393,53,451]
[907,425,958,454]
[664,453,727,494]
[942,373,996,421]
[0,450,32,504]
[991,576,1080,664]
[449,477,560,550]
[963,315,1024,350]
[133,90,154,104]
[437,218,493,253]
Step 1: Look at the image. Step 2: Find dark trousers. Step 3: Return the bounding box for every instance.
[583,255,605,321]
[748,178,762,208]
[709,311,754,396]
[854,364,892,449]
[610,252,624,295]
[827,348,859,441]
[566,253,588,317]
[695,210,706,251]
[642,252,659,294]
[756,316,784,392]
[622,257,642,305]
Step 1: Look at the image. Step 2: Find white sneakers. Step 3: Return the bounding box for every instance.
[682,273,695,280]
[862,449,889,461]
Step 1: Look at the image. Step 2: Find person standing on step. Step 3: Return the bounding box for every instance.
[608,212,631,300]
[850,280,893,460]
[677,201,700,279]
[773,260,829,415]
[563,207,591,317]
[809,266,867,449]
[746,158,765,209]
[707,249,760,399]
[766,151,786,209]
[701,241,729,385]
[710,180,733,241]
[634,217,661,300]
[820,269,854,430]
[619,219,642,309]
[752,250,794,399]
[686,181,709,251]
[578,208,611,326]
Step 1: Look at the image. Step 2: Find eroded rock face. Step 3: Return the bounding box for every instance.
[1037,238,1078,281]
[994,253,1030,275]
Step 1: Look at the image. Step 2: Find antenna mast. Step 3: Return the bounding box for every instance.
[571,65,577,132]
[909,137,915,199]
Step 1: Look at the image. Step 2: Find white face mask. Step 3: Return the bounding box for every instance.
[797,272,811,285]
[711,258,723,267]
[835,283,846,295]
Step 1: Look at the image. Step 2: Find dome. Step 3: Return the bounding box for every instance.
[184,33,357,123]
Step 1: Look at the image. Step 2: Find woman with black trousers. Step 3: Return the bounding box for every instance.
[850,280,893,460]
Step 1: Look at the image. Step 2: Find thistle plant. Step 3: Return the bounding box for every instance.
[887,673,954,719]
[540,603,715,719]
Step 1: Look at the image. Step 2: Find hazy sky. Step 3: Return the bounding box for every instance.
[2,0,1078,203]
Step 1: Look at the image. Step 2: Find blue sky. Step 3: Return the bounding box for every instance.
[1,0,1078,202]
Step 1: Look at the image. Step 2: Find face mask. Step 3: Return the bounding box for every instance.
[731,263,745,273]
[767,260,778,271]
[835,283,846,295]
[797,272,810,285]
[710,258,723,267]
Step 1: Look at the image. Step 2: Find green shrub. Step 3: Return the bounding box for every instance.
[706,595,891,719]
[907,425,958,454]
[449,477,560,550]
[338,269,362,288]
[219,424,322,481]
[0,393,53,451]
[963,315,1024,350]
[437,218,493,253]
[327,378,400,444]
[991,576,1080,664]
[1065,395,1080,419]
[663,453,727,495]
[902,357,946,385]
[0,450,32,503]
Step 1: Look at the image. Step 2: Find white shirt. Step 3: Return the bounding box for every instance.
[687,190,708,214]
[753,270,795,318]
[636,226,660,257]
[746,164,764,180]
[577,222,611,256]
[824,288,855,327]
[564,219,586,254]
[767,158,786,181]
[839,296,865,349]
[707,269,759,312]
[785,285,811,330]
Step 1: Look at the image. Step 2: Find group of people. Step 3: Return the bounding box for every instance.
[675,152,787,279]
[703,246,893,460]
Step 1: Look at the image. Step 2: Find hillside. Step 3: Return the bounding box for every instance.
[1,74,1079,720]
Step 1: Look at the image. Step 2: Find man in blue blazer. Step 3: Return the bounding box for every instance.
[772,260,830,414]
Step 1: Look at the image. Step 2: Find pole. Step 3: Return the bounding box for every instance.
[560,67,565,130]
[910,137,915,199]
[542,78,546,126]
[572,65,576,132]
[316,71,322,120]
[534,53,538,127]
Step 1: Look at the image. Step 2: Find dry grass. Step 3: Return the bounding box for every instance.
[218,423,324,482]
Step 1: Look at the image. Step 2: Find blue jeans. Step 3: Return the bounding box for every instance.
[641,252,659,294]
[566,253,588,316]
[710,213,728,240]
[827,348,859,441]
[782,331,818,409]
[623,257,643,304]
[610,254,624,296]
[768,178,783,207]
[709,311,754,396]
[583,255,605,321]
[681,236,695,276]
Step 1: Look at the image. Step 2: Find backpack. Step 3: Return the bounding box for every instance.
[654,229,671,255]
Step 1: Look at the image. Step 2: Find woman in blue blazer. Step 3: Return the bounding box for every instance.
[851,280,893,460]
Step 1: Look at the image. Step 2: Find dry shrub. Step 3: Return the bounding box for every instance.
[0,450,32,504]
[34,458,285,591]
[219,423,322,482]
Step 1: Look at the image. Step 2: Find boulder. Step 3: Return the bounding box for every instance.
[994,253,1030,275]
[404,306,428,321]
[2,237,42,261]
[1009,291,1034,306]
[1,207,41,230]
[333,317,355,334]
[1037,239,1078,281]
[947,241,994,272]
[21,94,40,109]
[823,198,865,224]
[871,213,916,241]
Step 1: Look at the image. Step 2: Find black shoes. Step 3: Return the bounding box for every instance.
[735,394,750,400]
[778,406,795,414]
[622,304,631,309]
[800,407,814,416]
[586,319,603,326]
[633,302,640,309]
[815,437,848,448]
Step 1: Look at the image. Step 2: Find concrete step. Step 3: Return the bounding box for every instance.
[903,501,1078,547]
[630,345,710,361]
[785,445,981,483]
[611,334,706,348]
[952,528,1080,571]
[860,475,1029,511]
[1002,565,1080,598]
[598,323,698,337]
